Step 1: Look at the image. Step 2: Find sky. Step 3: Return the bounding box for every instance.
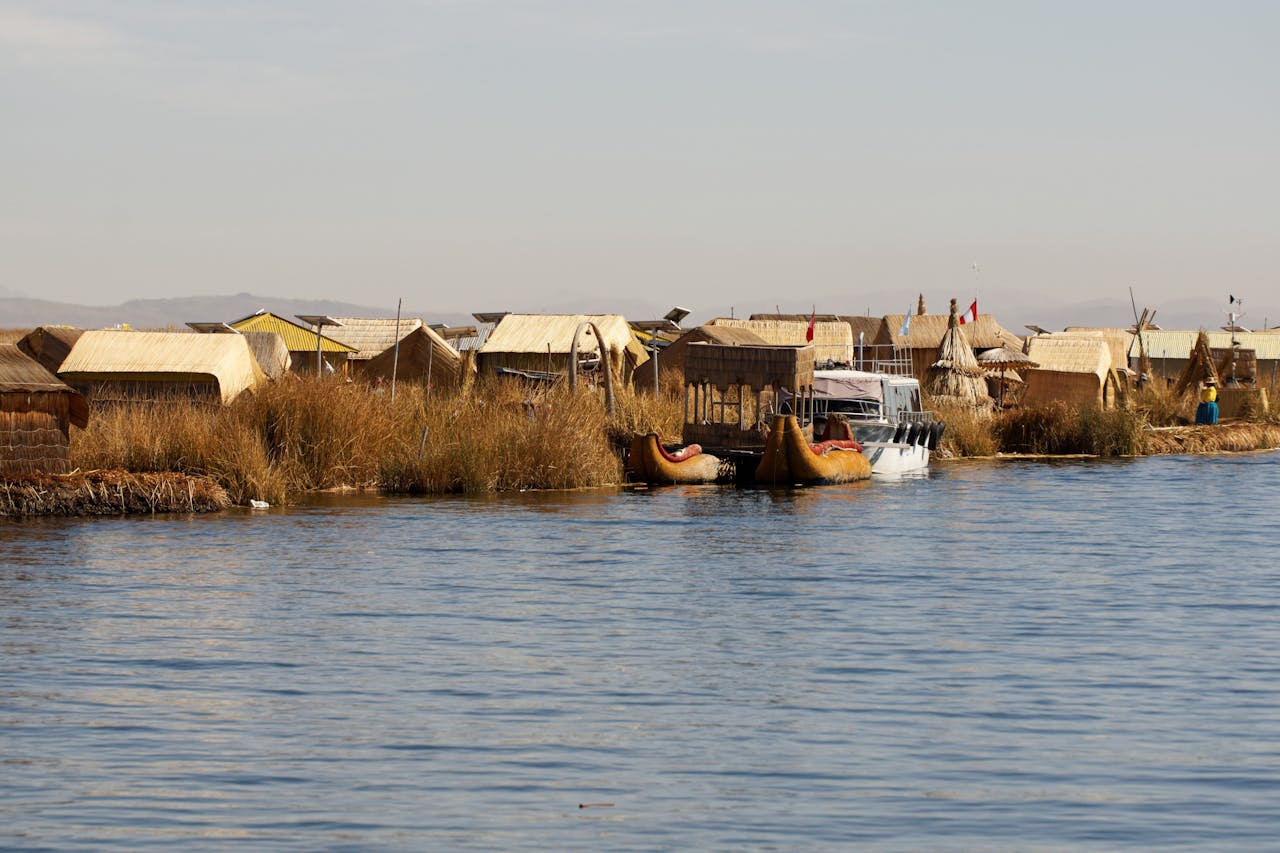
[2,1,1277,320]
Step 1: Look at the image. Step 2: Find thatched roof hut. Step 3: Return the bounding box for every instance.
[708,318,852,365]
[17,326,84,375]
[1060,328,1135,373]
[360,325,465,389]
[654,325,768,384]
[326,317,425,362]
[241,331,291,380]
[879,312,1021,381]
[1023,336,1122,410]
[1,344,89,476]
[58,331,266,404]
[925,300,991,406]
[477,314,648,383]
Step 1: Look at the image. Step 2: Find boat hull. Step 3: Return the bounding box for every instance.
[626,433,721,484]
[861,441,930,475]
[755,415,872,485]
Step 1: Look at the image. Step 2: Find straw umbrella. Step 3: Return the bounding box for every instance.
[976,346,1038,407]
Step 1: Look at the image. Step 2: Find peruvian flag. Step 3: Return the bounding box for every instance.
[805,307,816,342]
[958,299,978,325]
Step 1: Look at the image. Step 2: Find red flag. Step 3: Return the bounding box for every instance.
[805,308,816,342]
[959,299,978,325]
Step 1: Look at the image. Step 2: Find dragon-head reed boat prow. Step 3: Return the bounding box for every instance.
[626,432,721,484]
[754,414,871,485]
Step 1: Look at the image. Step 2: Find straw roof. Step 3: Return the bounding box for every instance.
[478,314,648,365]
[59,331,266,404]
[361,325,463,387]
[708,318,852,365]
[925,300,990,403]
[0,345,89,427]
[1173,331,1221,397]
[326,317,425,360]
[1057,328,1134,372]
[17,326,84,375]
[881,313,1020,349]
[230,312,358,354]
[1024,336,1113,381]
[241,331,291,380]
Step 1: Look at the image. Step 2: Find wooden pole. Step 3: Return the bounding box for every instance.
[390,297,402,402]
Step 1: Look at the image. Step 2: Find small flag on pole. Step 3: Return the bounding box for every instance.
[959,298,978,325]
[899,306,912,337]
[806,307,816,342]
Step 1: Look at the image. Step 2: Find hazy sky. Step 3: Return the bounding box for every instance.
[3,1,1277,316]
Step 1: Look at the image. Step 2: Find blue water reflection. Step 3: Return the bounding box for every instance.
[3,453,1279,849]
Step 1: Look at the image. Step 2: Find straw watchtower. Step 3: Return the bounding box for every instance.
[880,312,1019,382]
[925,299,992,407]
[0,345,89,477]
[683,343,815,450]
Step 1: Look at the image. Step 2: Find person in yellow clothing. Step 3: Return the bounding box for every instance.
[1196,381,1219,425]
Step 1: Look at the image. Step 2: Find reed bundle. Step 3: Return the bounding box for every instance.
[0,470,230,517]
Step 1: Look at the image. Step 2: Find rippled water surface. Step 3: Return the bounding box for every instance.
[4,454,1280,850]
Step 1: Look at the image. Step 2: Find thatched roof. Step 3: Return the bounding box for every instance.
[1024,336,1112,382]
[925,300,990,403]
[840,315,887,346]
[241,331,291,380]
[0,345,89,428]
[230,312,358,354]
[478,314,648,365]
[17,326,84,375]
[326,317,425,360]
[882,313,1020,349]
[1058,328,1135,372]
[748,313,842,322]
[59,331,266,404]
[361,325,463,386]
[708,318,852,365]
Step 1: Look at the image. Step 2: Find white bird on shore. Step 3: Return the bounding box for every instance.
[249,499,270,509]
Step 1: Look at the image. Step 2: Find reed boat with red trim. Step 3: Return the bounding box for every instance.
[754,414,872,485]
[626,433,721,484]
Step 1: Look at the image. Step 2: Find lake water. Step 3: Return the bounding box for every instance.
[3,453,1280,850]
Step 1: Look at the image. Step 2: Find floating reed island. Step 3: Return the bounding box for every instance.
[0,470,230,518]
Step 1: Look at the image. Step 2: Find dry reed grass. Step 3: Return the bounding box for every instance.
[993,403,1147,456]
[932,401,998,457]
[0,470,230,517]
[1131,382,1194,426]
[1146,423,1280,455]
[68,375,680,501]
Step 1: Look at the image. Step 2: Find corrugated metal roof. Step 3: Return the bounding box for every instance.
[1138,330,1280,361]
[478,314,648,365]
[59,331,266,404]
[326,317,424,360]
[230,312,357,353]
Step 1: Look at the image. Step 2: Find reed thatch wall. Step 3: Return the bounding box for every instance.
[656,325,768,382]
[708,318,852,365]
[360,325,465,389]
[0,344,88,476]
[59,331,267,404]
[1022,336,1119,409]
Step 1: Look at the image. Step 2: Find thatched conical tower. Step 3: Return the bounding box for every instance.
[1173,330,1221,396]
[917,293,927,316]
[926,298,991,406]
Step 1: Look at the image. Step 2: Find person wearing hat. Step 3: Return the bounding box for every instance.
[1196,380,1219,425]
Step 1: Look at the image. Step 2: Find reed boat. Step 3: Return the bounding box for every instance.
[626,433,721,484]
[754,414,872,485]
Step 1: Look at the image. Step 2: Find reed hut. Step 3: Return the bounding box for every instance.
[880,311,1021,382]
[655,325,768,384]
[325,317,424,367]
[708,318,853,366]
[1023,335,1122,410]
[1,345,89,476]
[476,314,648,384]
[241,331,291,380]
[58,331,266,404]
[17,326,84,375]
[1060,328,1135,374]
[683,343,815,450]
[925,300,991,407]
[229,311,357,375]
[361,325,466,389]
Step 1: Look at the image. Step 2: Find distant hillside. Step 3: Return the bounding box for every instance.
[0,293,475,332]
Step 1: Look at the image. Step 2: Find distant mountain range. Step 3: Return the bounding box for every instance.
[2,290,1275,336]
